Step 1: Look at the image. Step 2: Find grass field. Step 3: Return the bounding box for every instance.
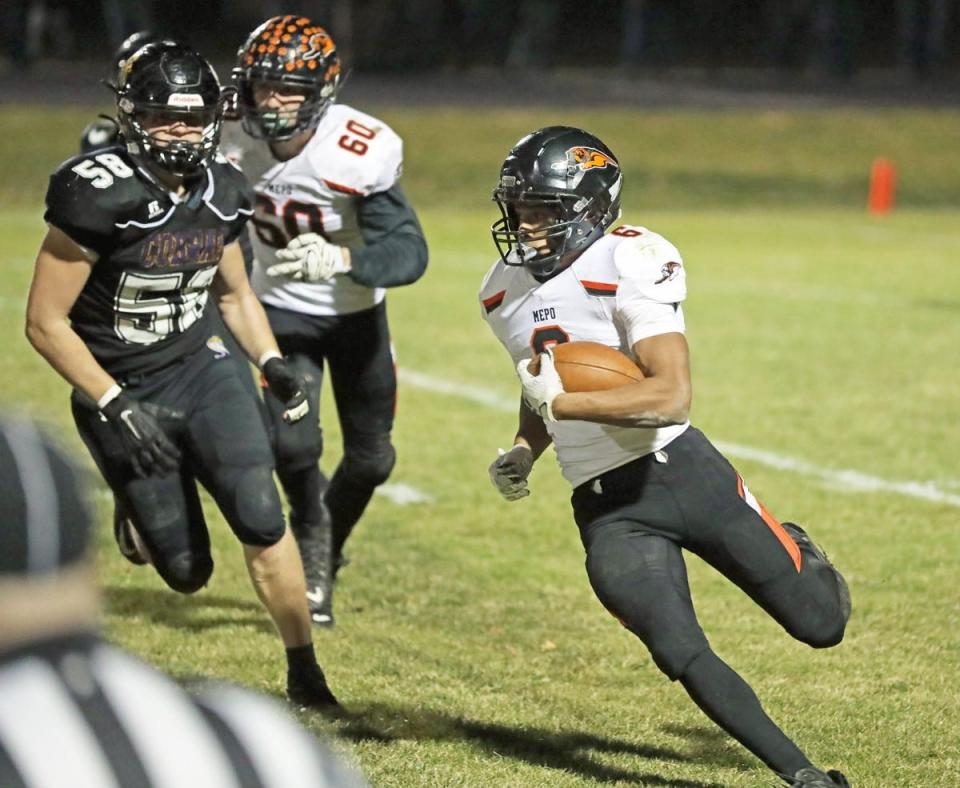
[1,105,959,787]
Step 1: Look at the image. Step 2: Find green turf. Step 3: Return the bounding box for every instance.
[2,106,959,787]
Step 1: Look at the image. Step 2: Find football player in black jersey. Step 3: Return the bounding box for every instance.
[81,31,264,567]
[26,41,337,710]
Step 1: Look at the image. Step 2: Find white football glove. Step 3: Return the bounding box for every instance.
[516,349,565,422]
[488,445,534,501]
[267,233,350,282]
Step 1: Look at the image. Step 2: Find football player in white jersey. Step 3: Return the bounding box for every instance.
[480,127,852,788]
[224,16,428,627]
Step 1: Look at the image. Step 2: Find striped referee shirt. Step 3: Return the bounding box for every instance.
[0,632,365,788]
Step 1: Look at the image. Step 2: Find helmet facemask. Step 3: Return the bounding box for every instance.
[237,72,340,141]
[119,98,227,177]
[492,185,621,280]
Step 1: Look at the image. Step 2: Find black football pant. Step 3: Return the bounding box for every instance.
[73,346,284,594]
[571,426,850,775]
[109,307,263,528]
[262,302,397,560]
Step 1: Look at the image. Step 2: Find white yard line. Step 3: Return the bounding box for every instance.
[399,368,960,508]
[375,483,434,505]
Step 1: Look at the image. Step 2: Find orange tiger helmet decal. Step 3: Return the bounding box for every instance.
[569,146,616,171]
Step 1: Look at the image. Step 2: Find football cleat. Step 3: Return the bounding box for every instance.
[782,522,852,621]
[788,767,851,787]
[286,663,340,710]
[292,512,335,628]
[113,508,148,565]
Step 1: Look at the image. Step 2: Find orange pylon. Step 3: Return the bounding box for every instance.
[868,158,896,215]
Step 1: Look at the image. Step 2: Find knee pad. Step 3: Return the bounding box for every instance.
[342,438,396,487]
[791,602,847,649]
[765,562,849,649]
[157,550,213,594]
[803,622,845,650]
[230,465,286,546]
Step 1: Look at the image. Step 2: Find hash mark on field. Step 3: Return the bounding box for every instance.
[399,368,960,509]
[376,483,433,505]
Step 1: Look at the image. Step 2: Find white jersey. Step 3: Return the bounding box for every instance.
[479,225,691,488]
[220,104,403,316]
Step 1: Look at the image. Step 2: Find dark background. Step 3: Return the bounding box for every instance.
[2,1,958,80]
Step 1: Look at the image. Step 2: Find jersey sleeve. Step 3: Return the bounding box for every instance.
[206,159,255,245]
[43,158,119,258]
[613,231,687,345]
[358,123,403,195]
[225,178,255,245]
[309,107,404,197]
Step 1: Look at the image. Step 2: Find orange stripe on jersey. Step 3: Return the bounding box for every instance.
[482,290,506,313]
[322,178,363,195]
[581,280,618,297]
[736,473,802,572]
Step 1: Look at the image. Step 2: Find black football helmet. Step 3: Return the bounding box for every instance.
[233,15,341,140]
[115,41,229,177]
[491,126,623,280]
[112,30,161,71]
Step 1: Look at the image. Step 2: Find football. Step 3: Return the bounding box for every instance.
[529,341,644,391]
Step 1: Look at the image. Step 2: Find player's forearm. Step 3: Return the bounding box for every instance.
[348,230,428,288]
[25,318,117,402]
[216,289,281,364]
[516,400,552,460]
[551,378,690,429]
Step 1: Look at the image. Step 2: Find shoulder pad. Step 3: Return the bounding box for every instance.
[201,162,254,229]
[613,229,686,305]
[44,150,140,254]
[79,118,120,154]
[310,104,403,196]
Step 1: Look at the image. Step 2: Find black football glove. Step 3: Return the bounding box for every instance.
[262,357,309,423]
[100,394,182,478]
[488,445,534,501]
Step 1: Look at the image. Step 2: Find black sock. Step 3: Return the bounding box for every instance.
[285,644,318,678]
[679,649,811,777]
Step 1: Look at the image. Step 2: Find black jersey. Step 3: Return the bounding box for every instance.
[44,147,253,378]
